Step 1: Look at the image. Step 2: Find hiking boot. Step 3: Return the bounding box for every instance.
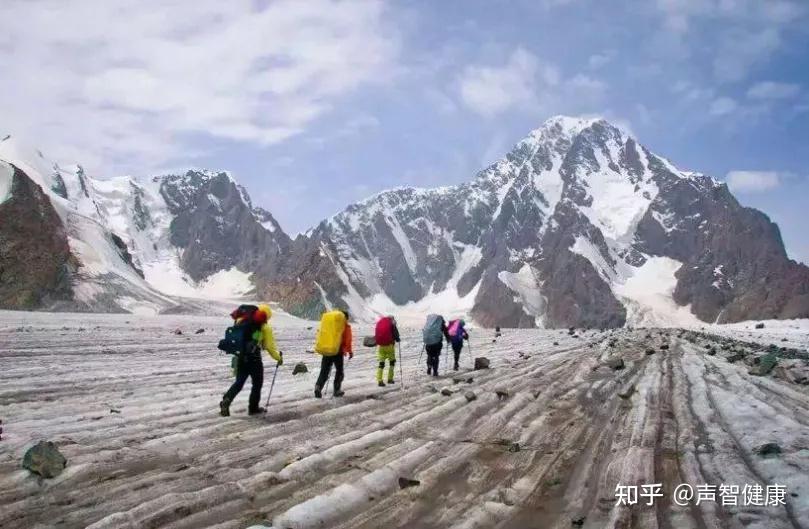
[453,363,459,371]
[388,379,395,384]
[314,386,323,399]
[248,407,265,415]
[333,390,345,397]
[378,381,386,387]
[219,398,231,417]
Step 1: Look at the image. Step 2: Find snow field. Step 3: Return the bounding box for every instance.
[1,313,808,528]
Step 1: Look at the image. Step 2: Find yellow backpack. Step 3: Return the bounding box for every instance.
[314,310,346,356]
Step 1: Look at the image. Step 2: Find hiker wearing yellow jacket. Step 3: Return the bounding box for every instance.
[220,304,282,417]
[313,309,353,398]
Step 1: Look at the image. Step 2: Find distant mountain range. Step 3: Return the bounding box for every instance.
[2,116,808,327]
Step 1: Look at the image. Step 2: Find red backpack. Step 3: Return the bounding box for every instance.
[375,317,395,346]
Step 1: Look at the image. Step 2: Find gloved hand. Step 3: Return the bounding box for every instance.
[277,351,284,366]
[349,352,354,359]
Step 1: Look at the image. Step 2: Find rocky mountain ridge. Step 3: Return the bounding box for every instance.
[2,116,808,327]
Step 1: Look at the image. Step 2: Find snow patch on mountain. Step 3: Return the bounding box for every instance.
[365,244,483,325]
[498,264,545,326]
[614,256,701,327]
[0,161,13,204]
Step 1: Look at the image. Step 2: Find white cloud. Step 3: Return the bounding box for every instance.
[713,28,781,82]
[457,48,557,117]
[747,81,801,100]
[588,52,613,70]
[726,170,781,192]
[0,0,399,175]
[710,97,738,116]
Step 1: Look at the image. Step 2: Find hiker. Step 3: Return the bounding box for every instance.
[422,313,450,376]
[375,315,400,387]
[448,319,469,370]
[313,309,353,398]
[219,304,282,417]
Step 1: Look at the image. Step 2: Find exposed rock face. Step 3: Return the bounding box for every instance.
[0,164,74,309]
[3,117,809,326]
[160,170,290,282]
[263,117,809,327]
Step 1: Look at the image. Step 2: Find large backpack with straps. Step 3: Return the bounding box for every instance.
[217,304,266,355]
[314,310,347,356]
[375,316,395,346]
[423,314,444,345]
[448,319,465,343]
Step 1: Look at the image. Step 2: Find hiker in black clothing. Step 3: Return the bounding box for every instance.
[422,314,450,376]
[220,304,282,416]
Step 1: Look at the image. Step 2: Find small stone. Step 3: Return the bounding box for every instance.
[440,388,453,396]
[398,477,421,489]
[474,357,490,370]
[645,348,656,355]
[755,322,765,329]
[617,384,635,399]
[748,354,777,376]
[660,343,670,350]
[571,516,586,526]
[605,357,625,370]
[173,329,183,335]
[753,442,781,458]
[194,328,205,334]
[727,353,746,363]
[464,391,477,402]
[553,341,559,346]
[495,389,510,400]
[109,408,121,414]
[508,442,521,453]
[22,441,67,478]
[707,347,717,356]
[292,362,308,375]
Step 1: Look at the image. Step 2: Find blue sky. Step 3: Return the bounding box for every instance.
[1,0,807,263]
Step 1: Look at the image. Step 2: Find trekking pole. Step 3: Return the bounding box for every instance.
[263,362,280,412]
[397,343,404,390]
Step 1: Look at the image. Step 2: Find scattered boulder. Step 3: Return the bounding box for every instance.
[748,354,778,376]
[645,348,656,356]
[398,477,421,489]
[755,322,765,329]
[707,347,717,356]
[571,516,586,526]
[617,384,635,399]
[753,442,782,458]
[464,391,477,402]
[22,441,67,478]
[508,442,521,453]
[660,344,670,350]
[495,389,510,400]
[194,328,205,334]
[292,362,308,375]
[474,357,490,370]
[605,357,625,370]
[440,388,453,396]
[727,353,746,363]
[173,329,183,335]
[553,341,559,346]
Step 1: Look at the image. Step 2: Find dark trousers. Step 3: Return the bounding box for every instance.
[451,342,463,367]
[315,354,345,391]
[425,343,442,376]
[224,354,264,411]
